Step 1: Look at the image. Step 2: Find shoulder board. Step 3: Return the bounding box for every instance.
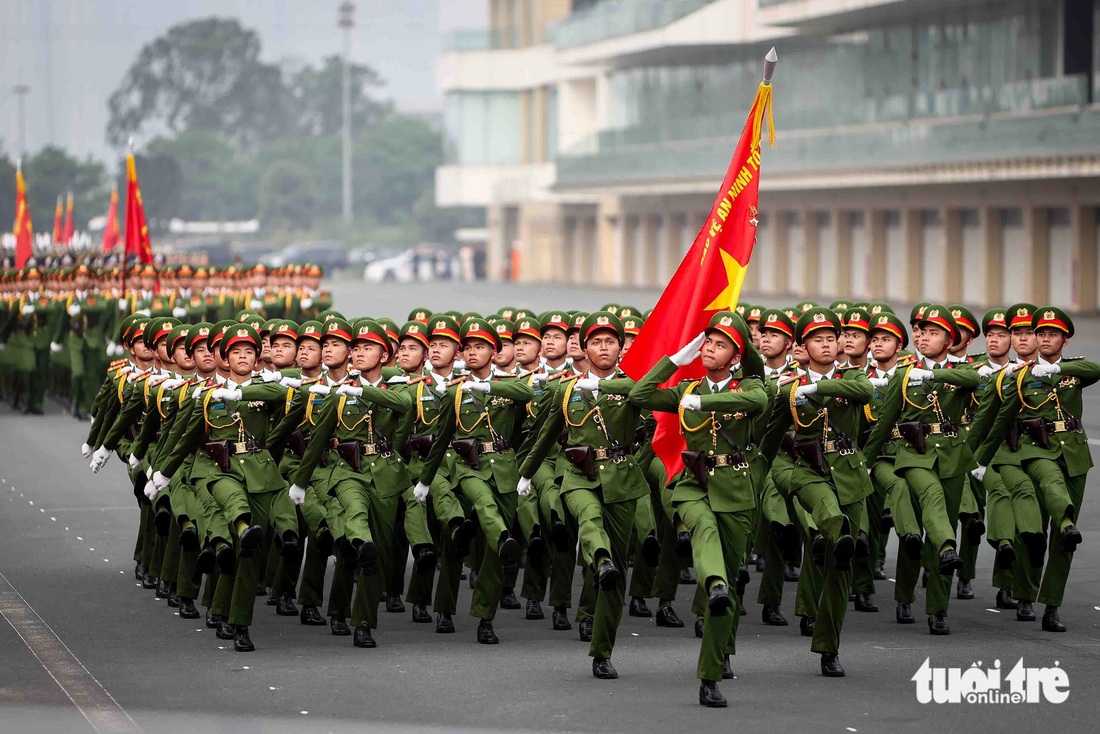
[1062,356,1085,362]
[678,377,699,385]
[406,375,431,386]
[446,377,468,387]
[134,372,152,382]
[546,372,570,382]
[492,374,517,380]
[836,364,861,372]
[897,354,919,367]
[109,359,128,369]
[148,375,169,387]
[777,375,801,388]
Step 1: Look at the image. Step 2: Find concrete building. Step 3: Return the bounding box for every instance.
[437,0,1100,310]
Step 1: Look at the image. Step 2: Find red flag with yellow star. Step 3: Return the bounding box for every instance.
[620,59,776,480]
[124,152,154,264]
[13,165,34,268]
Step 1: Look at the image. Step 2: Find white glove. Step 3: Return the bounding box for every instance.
[309,383,331,395]
[21,304,35,315]
[336,384,363,397]
[679,394,702,411]
[90,446,111,473]
[1004,362,1024,374]
[280,376,303,388]
[249,298,264,310]
[908,368,935,382]
[259,369,282,383]
[976,364,994,378]
[135,308,151,317]
[171,306,187,318]
[572,378,599,392]
[146,465,153,479]
[50,342,63,353]
[81,442,93,459]
[152,471,170,492]
[144,481,158,500]
[530,373,547,388]
[288,484,306,506]
[413,482,430,504]
[128,454,141,470]
[67,304,81,317]
[191,384,206,401]
[118,297,128,310]
[300,297,313,310]
[517,476,532,497]
[160,377,185,390]
[869,377,889,388]
[1031,362,1061,378]
[794,383,819,399]
[435,381,447,395]
[118,365,132,377]
[971,465,987,482]
[211,387,242,401]
[454,359,466,372]
[670,331,707,367]
[106,340,119,356]
[464,381,491,393]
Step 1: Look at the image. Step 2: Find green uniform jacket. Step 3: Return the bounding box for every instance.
[976,358,1100,477]
[629,357,767,512]
[420,375,534,492]
[520,371,647,504]
[864,361,980,478]
[291,379,413,496]
[761,366,875,505]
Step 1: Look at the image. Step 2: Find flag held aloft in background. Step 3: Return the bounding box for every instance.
[124,146,154,264]
[62,191,74,246]
[102,186,121,253]
[13,163,34,268]
[619,47,778,480]
[52,195,63,244]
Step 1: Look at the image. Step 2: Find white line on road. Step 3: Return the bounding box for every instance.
[0,569,141,734]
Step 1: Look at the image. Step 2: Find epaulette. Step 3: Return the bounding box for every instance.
[1062,356,1085,362]
[897,354,919,367]
[492,373,517,380]
[109,358,127,370]
[545,372,570,382]
[133,372,152,382]
[446,377,469,387]
[301,376,325,386]
[836,364,861,372]
[148,375,170,387]
[406,375,431,386]
[777,374,801,387]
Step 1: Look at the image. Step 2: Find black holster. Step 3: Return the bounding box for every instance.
[896,421,927,454]
[681,450,709,488]
[564,445,597,481]
[204,440,231,472]
[451,438,481,470]
[794,439,828,474]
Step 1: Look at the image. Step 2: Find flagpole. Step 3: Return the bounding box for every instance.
[120,138,132,306]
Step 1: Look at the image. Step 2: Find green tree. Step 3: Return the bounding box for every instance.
[288,55,390,137]
[106,18,293,151]
[258,160,320,231]
[16,147,110,235]
[354,114,443,225]
[145,130,258,221]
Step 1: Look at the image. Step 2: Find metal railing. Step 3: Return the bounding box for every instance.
[547,0,719,49]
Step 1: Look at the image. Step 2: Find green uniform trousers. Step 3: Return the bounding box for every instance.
[461,477,518,622]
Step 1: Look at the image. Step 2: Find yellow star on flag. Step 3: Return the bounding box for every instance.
[703,249,747,312]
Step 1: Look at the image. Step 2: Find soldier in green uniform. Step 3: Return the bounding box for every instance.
[761,307,875,676]
[415,319,533,643]
[864,305,980,635]
[629,312,767,707]
[975,306,1098,632]
[149,323,299,652]
[519,312,646,679]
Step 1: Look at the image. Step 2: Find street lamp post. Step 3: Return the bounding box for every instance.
[339,1,355,225]
[13,84,30,156]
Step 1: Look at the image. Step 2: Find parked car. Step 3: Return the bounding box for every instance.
[232,241,280,266]
[261,241,349,270]
[364,249,415,282]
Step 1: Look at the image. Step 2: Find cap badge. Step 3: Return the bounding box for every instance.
[596,316,610,326]
[719,316,733,326]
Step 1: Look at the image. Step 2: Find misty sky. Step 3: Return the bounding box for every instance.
[0,0,486,162]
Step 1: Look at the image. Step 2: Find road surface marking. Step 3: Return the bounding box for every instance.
[0,570,141,734]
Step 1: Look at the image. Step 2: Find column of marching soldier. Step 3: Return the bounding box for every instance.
[2,262,1094,710]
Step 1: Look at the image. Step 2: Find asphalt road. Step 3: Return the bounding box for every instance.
[2,280,1099,733]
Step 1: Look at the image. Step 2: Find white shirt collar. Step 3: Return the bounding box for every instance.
[1038,355,1062,366]
[946,354,966,363]
[875,364,897,378]
[706,374,733,393]
[807,366,835,383]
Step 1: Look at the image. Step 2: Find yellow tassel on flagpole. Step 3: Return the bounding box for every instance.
[750,82,776,151]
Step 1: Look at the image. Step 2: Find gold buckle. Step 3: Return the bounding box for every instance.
[714,454,730,467]
[363,443,377,456]
[929,423,942,435]
[823,440,836,453]
[594,448,610,461]
[1053,420,1067,432]
[481,442,495,454]
[234,442,248,453]
[891,427,902,440]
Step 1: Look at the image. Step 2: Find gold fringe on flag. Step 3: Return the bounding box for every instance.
[750,81,776,152]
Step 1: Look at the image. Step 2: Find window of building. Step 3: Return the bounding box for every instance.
[444,92,522,165]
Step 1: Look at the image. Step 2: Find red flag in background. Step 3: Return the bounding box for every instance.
[62,192,74,245]
[13,165,34,268]
[102,186,120,252]
[124,152,153,264]
[619,49,777,481]
[52,196,63,243]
